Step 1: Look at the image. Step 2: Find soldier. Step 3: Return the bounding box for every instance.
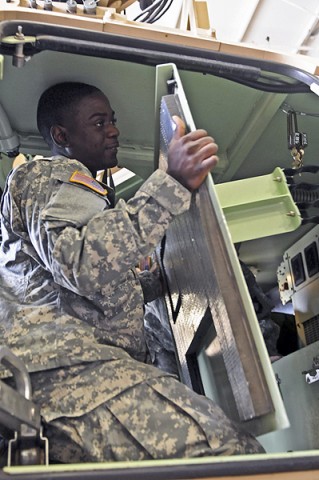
[0,82,263,463]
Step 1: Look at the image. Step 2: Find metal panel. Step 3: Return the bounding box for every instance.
[154,63,288,436]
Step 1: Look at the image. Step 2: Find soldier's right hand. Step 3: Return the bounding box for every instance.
[166,116,219,191]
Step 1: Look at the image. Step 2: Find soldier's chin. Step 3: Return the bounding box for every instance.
[110,157,118,168]
[105,155,118,169]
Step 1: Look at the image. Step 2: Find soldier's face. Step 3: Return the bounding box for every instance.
[64,92,120,174]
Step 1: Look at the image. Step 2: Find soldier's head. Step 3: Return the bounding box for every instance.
[37,82,119,175]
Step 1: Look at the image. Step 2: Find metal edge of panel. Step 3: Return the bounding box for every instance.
[2,453,319,479]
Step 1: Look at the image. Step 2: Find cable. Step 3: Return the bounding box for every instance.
[144,0,167,23]
[281,102,319,118]
[216,72,309,93]
[291,188,319,204]
[133,0,173,23]
[133,0,163,22]
[138,0,154,9]
[148,0,173,23]
[1,20,318,95]
[149,0,173,23]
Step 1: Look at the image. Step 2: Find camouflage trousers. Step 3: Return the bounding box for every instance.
[28,360,264,463]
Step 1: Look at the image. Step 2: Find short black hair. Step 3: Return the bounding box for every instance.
[37,82,102,147]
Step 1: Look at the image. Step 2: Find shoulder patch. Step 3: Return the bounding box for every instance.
[69,171,108,196]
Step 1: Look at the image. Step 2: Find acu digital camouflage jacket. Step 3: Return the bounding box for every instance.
[0,156,191,377]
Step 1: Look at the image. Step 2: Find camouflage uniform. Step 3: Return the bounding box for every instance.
[0,156,263,462]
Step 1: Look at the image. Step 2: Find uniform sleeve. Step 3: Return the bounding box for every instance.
[37,168,191,296]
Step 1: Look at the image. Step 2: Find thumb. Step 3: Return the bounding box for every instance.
[172,115,186,139]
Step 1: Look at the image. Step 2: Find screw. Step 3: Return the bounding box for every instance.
[44,0,53,10]
[66,0,77,13]
[14,25,25,40]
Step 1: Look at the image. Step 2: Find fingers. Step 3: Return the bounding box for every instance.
[172,116,186,139]
[167,119,219,191]
[196,154,219,173]
[186,136,218,157]
[171,115,215,145]
[183,154,219,191]
[149,262,158,273]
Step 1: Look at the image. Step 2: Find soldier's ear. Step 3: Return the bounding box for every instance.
[50,125,69,148]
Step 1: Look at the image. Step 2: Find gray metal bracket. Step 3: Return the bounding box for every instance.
[0,346,48,466]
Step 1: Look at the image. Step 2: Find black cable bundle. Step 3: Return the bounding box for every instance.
[134,0,174,23]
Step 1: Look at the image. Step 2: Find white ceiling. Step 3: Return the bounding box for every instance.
[127,0,319,60]
[208,0,319,58]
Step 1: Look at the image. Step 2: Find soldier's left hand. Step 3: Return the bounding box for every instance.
[166,116,219,191]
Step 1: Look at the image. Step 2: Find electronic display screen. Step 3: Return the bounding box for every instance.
[304,242,319,278]
[291,252,306,287]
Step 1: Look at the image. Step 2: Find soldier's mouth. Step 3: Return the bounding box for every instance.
[106,144,119,151]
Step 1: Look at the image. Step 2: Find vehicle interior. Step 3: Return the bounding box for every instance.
[1,1,319,478]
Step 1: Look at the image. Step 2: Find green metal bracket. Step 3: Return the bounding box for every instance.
[215,167,301,243]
